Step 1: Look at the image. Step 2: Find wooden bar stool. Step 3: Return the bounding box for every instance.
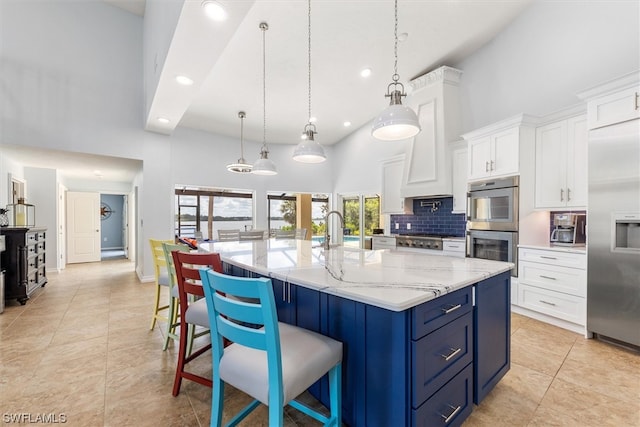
[148,238,175,331]
[171,251,223,396]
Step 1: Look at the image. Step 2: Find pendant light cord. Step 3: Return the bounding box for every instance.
[308,0,312,123]
[240,113,245,159]
[261,22,268,151]
[393,0,399,83]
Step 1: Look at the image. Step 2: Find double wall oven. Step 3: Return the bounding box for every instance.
[466,176,519,276]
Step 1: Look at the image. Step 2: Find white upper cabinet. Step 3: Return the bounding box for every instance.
[577,70,640,129]
[400,66,463,198]
[381,154,412,214]
[463,114,537,182]
[535,114,587,209]
[450,140,467,214]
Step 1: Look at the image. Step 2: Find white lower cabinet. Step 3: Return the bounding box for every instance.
[518,246,586,327]
[443,239,465,258]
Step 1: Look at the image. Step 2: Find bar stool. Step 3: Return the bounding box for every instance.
[160,242,190,351]
[171,251,223,396]
[199,269,343,427]
[148,238,175,331]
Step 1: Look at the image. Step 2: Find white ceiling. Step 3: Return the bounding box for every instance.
[147,0,534,145]
[1,144,142,183]
[8,0,533,184]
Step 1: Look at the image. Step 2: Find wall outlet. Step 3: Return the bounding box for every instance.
[407,223,411,230]
[395,223,399,230]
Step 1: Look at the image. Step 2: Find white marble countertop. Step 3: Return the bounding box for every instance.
[199,239,513,312]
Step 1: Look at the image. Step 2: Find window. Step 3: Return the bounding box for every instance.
[268,193,329,237]
[339,194,381,249]
[175,188,253,240]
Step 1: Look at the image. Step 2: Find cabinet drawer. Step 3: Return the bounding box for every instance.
[372,236,397,250]
[412,287,473,340]
[412,363,473,427]
[519,261,586,297]
[36,231,46,240]
[412,311,473,408]
[26,232,38,244]
[519,284,585,325]
[519,247,586,269]
[442,240,465,257]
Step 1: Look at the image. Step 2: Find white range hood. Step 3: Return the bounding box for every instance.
[400,66,463,199]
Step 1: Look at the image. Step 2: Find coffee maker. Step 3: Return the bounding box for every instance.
[550,213,586,246]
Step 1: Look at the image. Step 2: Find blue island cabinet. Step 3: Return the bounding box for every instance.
[224,263,510,427]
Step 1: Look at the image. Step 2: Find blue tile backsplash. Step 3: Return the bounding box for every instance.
[390,197,466,237]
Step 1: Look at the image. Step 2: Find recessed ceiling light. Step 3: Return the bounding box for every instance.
[360,68,372,78]
[175,75,194,85]
[309,117,317,123]
[343,121,352,127]
[398,32,408,42]
[157,117,170,124]
[201,1,228,21]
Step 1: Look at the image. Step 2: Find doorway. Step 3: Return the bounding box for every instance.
[100,194,127,260]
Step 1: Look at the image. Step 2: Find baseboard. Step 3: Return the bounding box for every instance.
[511,304,587,337]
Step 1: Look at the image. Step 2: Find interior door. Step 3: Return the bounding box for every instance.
[67,191,101,263]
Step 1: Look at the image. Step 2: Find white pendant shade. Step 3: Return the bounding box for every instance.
[293,138,326,163]
[251,153,277,175]
[372,103,421,141]
[226,160,253,173]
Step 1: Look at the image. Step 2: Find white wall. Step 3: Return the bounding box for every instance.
[24,167,58,270]
[455,0,640,133]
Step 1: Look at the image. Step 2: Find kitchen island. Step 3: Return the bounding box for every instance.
[199,239,512,427]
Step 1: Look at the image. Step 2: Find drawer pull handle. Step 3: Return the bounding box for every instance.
[441,404,462,424]
[540,300,556,306]
[539,275,556,280]
[441,304,462,314]
[540,256,557,260]
[440,347,462,362]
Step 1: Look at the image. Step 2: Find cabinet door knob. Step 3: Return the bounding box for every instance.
[485,161,489,172]
[567,188,571,201]
[560,188,564,202]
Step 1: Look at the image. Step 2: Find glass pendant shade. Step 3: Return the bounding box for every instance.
[252,150,277,175]
[372,91,421,141]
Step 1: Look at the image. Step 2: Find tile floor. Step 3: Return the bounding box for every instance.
[0,259,638,426]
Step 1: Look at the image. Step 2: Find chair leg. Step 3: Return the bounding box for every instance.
[172,316,188,396]
[210,373,224,427]
[163,295,179,351]
[149,282,162,330]
[329,363,342,427]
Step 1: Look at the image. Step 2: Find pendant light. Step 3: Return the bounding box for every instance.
[252,22,278,176]
[293,0,326,163]
[371,0,421,141]
[226,111,253,173]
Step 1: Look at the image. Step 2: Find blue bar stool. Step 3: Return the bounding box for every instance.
[199,269,343,427]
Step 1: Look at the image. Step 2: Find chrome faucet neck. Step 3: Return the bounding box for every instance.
[323,210,345,250]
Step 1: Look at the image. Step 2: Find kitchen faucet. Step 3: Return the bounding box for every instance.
[323,210,345,250]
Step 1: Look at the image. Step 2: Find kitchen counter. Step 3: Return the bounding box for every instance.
[199,239,512,311]
[199,238,511,426]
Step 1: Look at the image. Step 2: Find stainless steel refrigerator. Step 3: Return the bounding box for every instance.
[587,119,640,347]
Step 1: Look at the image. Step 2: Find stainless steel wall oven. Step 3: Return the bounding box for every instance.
[467,176,519,231]
[466,230,518,276]
[467,176,519,276]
